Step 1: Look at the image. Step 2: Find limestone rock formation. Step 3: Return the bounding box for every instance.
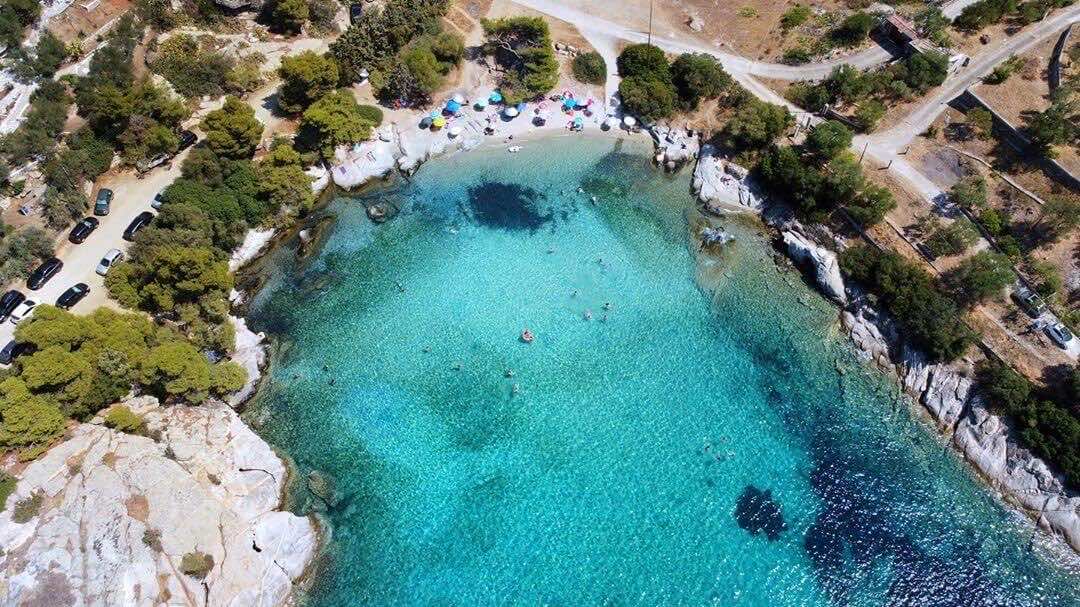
[692,144,761,213]
[781,230,847,305]
[0,397,317,606]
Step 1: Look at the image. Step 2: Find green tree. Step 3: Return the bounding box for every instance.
[481,17,559,104]
[780,5,812,30]
[104,405,144,434]
[572,51,607,85]
[846,183,896,226]
[904,50,949,92]
[927,218,980,257]
[854,100,885,132]
[806,120,853,161]
[257,140,314,213]
[140,341,213,403]
[945,251,1015,307]
[273,0,310,34]
[402,46,445,94]
[670,53,731,110]
[429,31,465,65]
[968,108,994,140]
[105,245,232,315]
[618,75,676,122]
[0,379,65,448]
[722,99,792,152]
[833,12,875,47]
[202,96,263,160]
[33,31,67,78]
[277,51,339,114]
[616,44,670,81]
[1024,99,1078,158]
[950,175,988,209]
[299,89,376,159]
[1032,196,1080,242]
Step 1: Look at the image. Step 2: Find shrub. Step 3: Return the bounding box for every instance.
[806,120,853,161]
[12,491,43,523]
[0,472,15,512]
[854,100,885,132]
[926,218,979,257]
[277,51,339,114]
[670,53,731,110]
[949,176,987,209]
[572,51,607,85]
[481,17,559,104]
[143,528,163,552]
[181,551,215,579]
[780,5,812,30]
[616,43,670,81]
[357,104,384,126]
[722,99,792,152]
[105,405,145,434]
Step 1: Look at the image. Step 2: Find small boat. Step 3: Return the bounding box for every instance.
[520,329,535,343]
[508,145,522,153]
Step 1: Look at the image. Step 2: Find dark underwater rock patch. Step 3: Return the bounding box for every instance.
[735,485,787,541]
[467,182,551,232]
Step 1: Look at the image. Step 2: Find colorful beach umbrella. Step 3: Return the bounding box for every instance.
[452,93,466,104]
[503,106,519,118]
[448,126,463,137]
[516,102,527,113]
[432,116,446,128]
[419,116,432,129]
[474,98,488,109]
[489,91,503,103]
[562,98,576,110]
[446,100,462,114]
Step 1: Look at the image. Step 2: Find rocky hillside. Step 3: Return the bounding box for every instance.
[0,396,316,606]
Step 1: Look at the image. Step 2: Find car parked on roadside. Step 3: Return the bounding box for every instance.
[56,283,90,310]
[178,129,197,151]
[0,340,16,365]
[8,299,36,324]
[94,188,113,216]
[136,153,170,174]
[151,191,165,210]
[27,258,63,290]
[68,216,100,244]
[0,289,25,323]
[96,249,123,276]
[350,2,363,24]
[123,211,154,241]
[1011,285,1046,318]
[1045,322,1074,349]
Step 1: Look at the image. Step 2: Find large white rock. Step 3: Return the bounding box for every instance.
[229,315,267,408]
[229,228,276,272]
[782,230,847,305]
[0,397,317,606]
[692,145,761,213]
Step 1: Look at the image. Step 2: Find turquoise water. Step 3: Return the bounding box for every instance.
[246,135,1080,606]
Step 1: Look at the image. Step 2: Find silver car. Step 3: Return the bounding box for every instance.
[96,249,124,276]
[1045,322,1074,349]
[8,299,36,324]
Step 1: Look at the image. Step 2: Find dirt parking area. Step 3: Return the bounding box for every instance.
[47,0,132,45]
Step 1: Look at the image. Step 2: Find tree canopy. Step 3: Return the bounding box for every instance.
[299,89,377,159]
[277,51,340,114]
[480,16,559,105]
[202,96,264,160]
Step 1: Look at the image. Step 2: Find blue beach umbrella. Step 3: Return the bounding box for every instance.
[489,91,503,103]
[562,98,576,111]
[446,100,462,114]
[516,102,527,113]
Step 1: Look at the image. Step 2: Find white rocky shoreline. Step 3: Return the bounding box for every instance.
[691,148,1080,553]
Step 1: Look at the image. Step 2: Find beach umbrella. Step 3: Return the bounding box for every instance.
[504,106,519,118]
[432,116,446,128]
[623,115,637,127]
[429,109,440,119]
[419,116,432,129]
[448,126,463,137]
[573,116,584,130]
[516,102,527,114]
[452,93,466,104]
[446,100,462,114]
[489,91,503,103]
[474,98,488,109]
[603,116,619,130]
[562,98,576,111]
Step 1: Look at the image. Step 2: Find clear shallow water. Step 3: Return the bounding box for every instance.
[246,135,1080,606]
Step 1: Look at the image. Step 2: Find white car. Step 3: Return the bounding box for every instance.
[8,299,36,324]
[151,191,165,210]
[1045,322,1075,349]
[96,249,124,276]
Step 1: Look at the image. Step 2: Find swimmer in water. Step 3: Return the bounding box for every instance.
[584,309,592,320]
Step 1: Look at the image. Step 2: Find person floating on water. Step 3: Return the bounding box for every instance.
[584,309,592,320]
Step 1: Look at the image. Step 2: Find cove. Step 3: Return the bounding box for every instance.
[245,135,1080,606]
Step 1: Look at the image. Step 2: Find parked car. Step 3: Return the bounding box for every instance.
[8,299,36,324]
[178,129,197,151]
[350,2,363,24]
[0,340,16,365]
[68,216,100,243]
[96,249,123,276]
[56,283,90,310]
[136,153,170,174]
[27,258,63,290]
[1011,285,1046,318]
[151,191,165,210]
[1045,322,1075,349]
[94,188,113,216]
[123,211,154,241]
[0,289,25,323]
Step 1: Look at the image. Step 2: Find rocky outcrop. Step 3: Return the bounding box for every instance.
[692,144,762,213]
[781,229,847,305]
[230,315,267,408]
[842,302,1080,552]
[229,228,276,272]
[0,396,317,606]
